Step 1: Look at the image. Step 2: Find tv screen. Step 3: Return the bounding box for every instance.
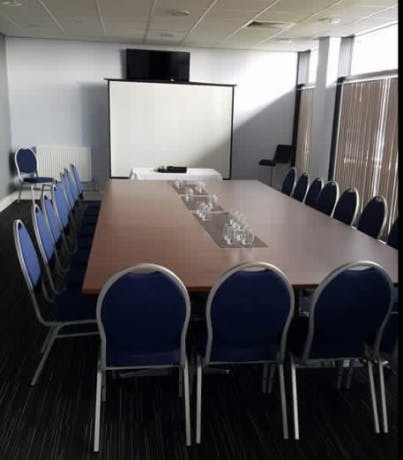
[126,49,190,82]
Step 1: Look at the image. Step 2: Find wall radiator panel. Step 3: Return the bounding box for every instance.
[35,145,92,182]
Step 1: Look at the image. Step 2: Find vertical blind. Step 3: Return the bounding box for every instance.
[333,76,398,234]
[294,87,314,176]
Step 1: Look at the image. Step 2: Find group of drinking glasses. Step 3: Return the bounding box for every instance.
[222,210,255,246]
[175,179,255,247]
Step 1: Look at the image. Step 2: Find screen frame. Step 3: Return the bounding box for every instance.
[106,79,235,180]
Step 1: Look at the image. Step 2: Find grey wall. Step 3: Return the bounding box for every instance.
[0,34,11,200]
[6,38,297,189]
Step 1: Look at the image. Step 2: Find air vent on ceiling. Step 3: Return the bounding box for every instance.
[245,20,293,30]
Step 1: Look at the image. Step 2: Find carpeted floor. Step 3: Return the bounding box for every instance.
[0,200,398,460]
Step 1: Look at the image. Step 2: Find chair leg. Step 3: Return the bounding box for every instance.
[101,370,107,402]
[278,363,289,439]
[93,360,103,452]
[378,360,388,433]
[17,183,23,202]
[178,366,183,398]
[290,355,300,440]
[31,327,59,386]
[183,359,191,446]
[262,363,268,393]
[367,361,380,433]
[40,327,55,354]
[336,361,344,389]
[268,363,276,394]
[196,355,202,444]
[345,362,354,389]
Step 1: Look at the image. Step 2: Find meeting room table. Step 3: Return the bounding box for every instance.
[82,179,398,294]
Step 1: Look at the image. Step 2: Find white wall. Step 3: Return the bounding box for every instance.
[6,38,297,189]
[0,34,12,200]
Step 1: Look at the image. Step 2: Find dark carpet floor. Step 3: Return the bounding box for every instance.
[0,200,398,460]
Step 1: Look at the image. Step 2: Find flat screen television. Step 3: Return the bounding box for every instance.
[126,49,190,82]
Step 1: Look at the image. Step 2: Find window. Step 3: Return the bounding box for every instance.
[333,76,398,234]
[351,23,398,75]
[294,86,314,176]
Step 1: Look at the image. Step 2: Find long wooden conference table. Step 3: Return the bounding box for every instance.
[82,179,398,294]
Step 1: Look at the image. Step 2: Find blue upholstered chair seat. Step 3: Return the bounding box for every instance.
[51,289,97,321]
[23,176,54,183]
[106,346,181,367]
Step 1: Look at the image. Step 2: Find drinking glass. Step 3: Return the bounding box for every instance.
[222,222,235,245]
[208,194,218,209]
[241,226,255,246]
[196,181,205,194]
[185,187,194,203]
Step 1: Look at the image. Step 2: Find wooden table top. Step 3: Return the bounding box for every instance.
[82,179,398,293]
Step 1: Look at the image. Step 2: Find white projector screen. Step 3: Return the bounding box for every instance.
[108,80,234,178]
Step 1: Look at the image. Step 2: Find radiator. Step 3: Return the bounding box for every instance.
[35,145,92,182]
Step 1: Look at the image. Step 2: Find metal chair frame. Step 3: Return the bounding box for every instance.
[289,261,394,439]
[196,261,295,443]
[93,263,192,451]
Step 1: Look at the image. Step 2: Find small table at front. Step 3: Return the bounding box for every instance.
[82,179,398,294]
[129,167,222,181]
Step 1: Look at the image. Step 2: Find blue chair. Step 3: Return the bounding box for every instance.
[70,163,100,215]
[32,202,86,291]
[281,167,297,196]
[14,148,54,202]
[304,177,323,208]
[288,261,394,439]
[386,217,398,249]
[315,181,339,216]
[13,219,97,386]
[333,187,359,226]
[357,195,387,239]
[195,262,295,443]
[41,194,90,269]
[93,263,192,451]
[292,173,309,202]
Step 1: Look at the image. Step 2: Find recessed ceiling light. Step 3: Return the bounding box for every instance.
[1,0,23,6]
[170,9,190,17]
[276,39,293,44]
[319,17,341,25]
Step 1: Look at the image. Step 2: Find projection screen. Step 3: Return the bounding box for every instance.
[108,80,234,179]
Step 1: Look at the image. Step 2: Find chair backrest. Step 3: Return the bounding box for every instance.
[333,187,359,226]
[70,163,84,197]
[65,167,79,200]
[315,181,339,216]
[304,177,323,207]
[52,181,70,232]
[357,195,387,239]
[97,264,191,368]
[205,262,295,365]
[32,203,59,293]
[386,217,398,249]
[13,219,50,326]
[15,148,37,177]
[41,195,63,246]
[292,173,309,202]
[13,219,42,292]
[273,145,294,164]
[302,261,394,361]
[281,167,297,196]
[60,171,75,211]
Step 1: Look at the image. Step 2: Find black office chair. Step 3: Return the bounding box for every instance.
[259,145,294,186]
